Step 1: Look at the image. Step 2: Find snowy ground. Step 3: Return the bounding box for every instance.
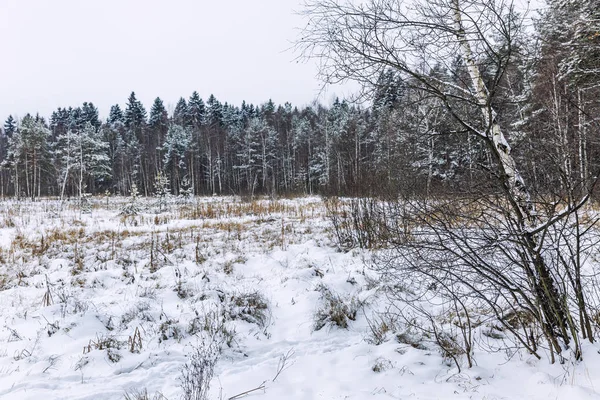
[0,196,599,400]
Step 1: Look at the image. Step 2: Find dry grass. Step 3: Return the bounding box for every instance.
[0,196,328,297]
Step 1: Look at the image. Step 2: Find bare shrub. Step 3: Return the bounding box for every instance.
[228,291,270,328]
[313,284,359,331]
[324,197,404,250]
[41,275,53,307]
[83,333,125,363]
[187,306,236,349]
[0,274,9,291]
[174,279,192,299]
[395,331,428,351]
[55,285,88,318]
[121,301,154,327]
[128,327,143,353]
[123,388,167,400]
[158,319,183,343]
[364,313,395,345]
[180,336,221,400]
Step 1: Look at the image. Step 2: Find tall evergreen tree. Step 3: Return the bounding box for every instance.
[148,97,169,188]
[8,114,51,199]
[124,92,148,194]
[186,92,206,195]
[173,97,189,127]
[3,115,16,138]
[162,124,191,195]
[108,104,125,124]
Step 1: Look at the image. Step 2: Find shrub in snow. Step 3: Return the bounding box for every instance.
[153,172,171,213]
[372,357,394,373]
[187,306,237,349]
[180,309,225,400]
[123,388,167,400]
[313,284,359,331]
[79,194,92,214]
[83,333,125,363]
[158,318,183,343]
[178,175,194,203]
[120,184,143,217]
[227,290,270,328]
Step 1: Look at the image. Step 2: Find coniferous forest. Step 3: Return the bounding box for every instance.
[1,0,599,201]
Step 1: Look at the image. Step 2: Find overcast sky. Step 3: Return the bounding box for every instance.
[0,0,545,121]
[0,0,339,119]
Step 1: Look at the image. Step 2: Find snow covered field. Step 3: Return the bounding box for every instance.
[0,196,599,400]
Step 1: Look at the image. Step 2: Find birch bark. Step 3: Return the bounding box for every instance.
[452,0,533,224]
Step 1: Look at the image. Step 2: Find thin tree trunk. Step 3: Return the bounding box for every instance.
[453,0,571,357]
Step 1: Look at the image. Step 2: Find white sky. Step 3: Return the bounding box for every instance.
[0,0,337,120]
[0,0,545,122]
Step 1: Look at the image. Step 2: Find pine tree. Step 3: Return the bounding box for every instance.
[55,122,111,199]
[8,114,51,199]
[179,175,194,201]
[148,97,169,188]
[3,116,16,138]
[162,124,191,195]
[120,183,142,217]
[153,172,170,213]
[81,102,101,130]
[173,98,189,127]
[185,92,207,197]
[187,92,206,128]
[372,69,405,115]
[543,0,600,85]
[205,95,223,127]
[108,104,125,124]
[203,95,224,194]
[50,108,70,141]
[124,92,148,194]
[124,92,148,129]
[104,106,127,194]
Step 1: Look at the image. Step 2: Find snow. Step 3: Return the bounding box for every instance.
[0,196,599,400]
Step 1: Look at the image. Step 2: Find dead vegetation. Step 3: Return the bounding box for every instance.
[0,195,337,398]
[313,283,359,331]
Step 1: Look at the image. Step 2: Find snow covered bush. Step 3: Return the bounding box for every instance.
[153,173,171,214]
[324,197,397,250]
[120,184,143,218]
[187,306,236,349]
[180,307,227,400]
[313,284,359,331]
[227,290,270,328]
[83,333,125,363]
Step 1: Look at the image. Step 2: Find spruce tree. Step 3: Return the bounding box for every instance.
[124,92,148,194]
[120,183,142,217]
[3,116,16,138]
[153,172,170,213]
[149,97,169,187]
[162,124,191,195]
[179,175,193,201]
[173,97,189,127]
[108,104,125,124]
[187,91,206,128]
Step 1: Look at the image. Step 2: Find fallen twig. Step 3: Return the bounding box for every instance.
[227,348,295,399]
[227,381,266,400]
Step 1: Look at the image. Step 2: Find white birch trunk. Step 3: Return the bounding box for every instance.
[453,0,533,223]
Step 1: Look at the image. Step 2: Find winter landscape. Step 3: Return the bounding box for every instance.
[0,195,598,400]
[1,0,600,399]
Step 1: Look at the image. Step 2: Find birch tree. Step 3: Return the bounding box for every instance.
[297,0,598,361]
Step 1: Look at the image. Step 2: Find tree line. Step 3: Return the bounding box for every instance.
[1,0,598,202]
